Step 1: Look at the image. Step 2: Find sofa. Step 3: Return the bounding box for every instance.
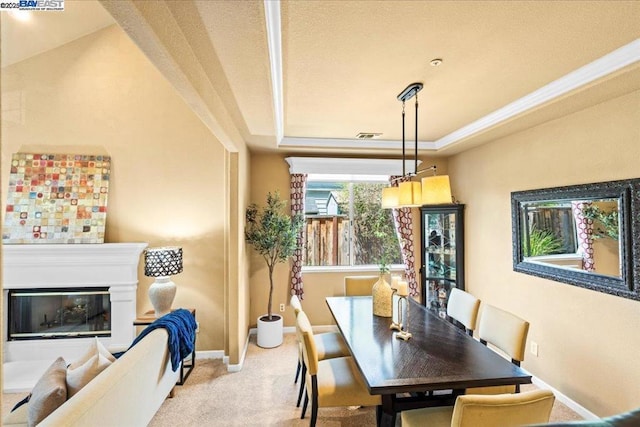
[3,328,179,426]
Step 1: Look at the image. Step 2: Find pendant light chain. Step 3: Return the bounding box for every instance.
[414,92,419,176]
[401,100,406,177]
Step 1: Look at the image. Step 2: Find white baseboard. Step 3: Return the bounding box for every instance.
[226,332,251,372]
[195,350,224,360]
[531,375,598,420]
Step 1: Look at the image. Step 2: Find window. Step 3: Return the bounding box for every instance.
[303,174,402,268]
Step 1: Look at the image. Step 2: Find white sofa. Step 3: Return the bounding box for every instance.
[3,329,179,426]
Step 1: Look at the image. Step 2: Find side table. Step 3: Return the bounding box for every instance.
[133,308,196,385]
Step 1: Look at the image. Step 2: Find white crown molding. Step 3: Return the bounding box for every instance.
[285,156,421,175]
[280,136,437,151]
[435,38,640,149]
[264,0,284,143]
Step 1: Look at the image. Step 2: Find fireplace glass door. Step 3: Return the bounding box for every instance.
[8,288,111,340]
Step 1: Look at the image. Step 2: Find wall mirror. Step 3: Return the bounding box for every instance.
[511,178,640,300]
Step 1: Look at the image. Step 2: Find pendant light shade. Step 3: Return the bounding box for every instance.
[421,175,452,205]
[381,186,400,209]
[399,181,422,207]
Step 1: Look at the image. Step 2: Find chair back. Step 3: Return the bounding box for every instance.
[446,288,481,332]
[478,304,529,363]
[290,294,303,315]
[344,276,378,296]
[296,311,319,375]
[452,389,555,427]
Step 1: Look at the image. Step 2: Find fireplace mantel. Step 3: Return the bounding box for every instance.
[2,243,147,365]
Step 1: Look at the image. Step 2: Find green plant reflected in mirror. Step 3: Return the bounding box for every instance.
[512,179,640,301]
[519,197,622,279]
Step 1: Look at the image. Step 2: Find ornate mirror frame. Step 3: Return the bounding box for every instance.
[511,178,640,300]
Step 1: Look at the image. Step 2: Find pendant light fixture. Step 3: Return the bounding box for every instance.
[381,82,453,208]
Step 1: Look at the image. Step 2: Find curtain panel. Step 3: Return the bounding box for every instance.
[571,201,595,272]
[290,174,307,298]
[390,176,419,296]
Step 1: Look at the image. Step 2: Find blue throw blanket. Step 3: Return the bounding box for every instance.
[125,309,197,372]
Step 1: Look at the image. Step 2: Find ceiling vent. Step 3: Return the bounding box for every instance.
[355,132,382,139]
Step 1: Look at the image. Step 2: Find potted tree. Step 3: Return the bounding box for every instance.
[245,191,304,348]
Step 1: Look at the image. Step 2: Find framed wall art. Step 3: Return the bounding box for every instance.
[3,153,111,244]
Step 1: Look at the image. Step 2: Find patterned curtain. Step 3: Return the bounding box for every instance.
[571,201,595,272]
[390,176,419,296]
[290,174,307,298]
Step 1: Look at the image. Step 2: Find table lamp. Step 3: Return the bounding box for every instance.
[144,247,183,317]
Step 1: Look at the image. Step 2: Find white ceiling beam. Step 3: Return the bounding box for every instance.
[264,0,284,144]
[280,137,437,151]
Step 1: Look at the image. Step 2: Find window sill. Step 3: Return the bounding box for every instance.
[302,265,405,274]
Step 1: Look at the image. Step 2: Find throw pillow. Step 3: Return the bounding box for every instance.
[27,357,67,427]
[69,337,116,370]
[66,353,113,397]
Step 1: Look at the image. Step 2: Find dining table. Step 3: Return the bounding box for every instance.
[326,296,532,427]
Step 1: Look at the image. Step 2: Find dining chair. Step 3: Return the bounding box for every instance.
[344,275,378,296]
[446,288,481,336]
[290,295,349,407]
[401,389,555,427]
[466,303,530,394]
[296,310,381,426]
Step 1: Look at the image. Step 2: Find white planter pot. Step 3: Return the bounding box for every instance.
[257,314,283,348]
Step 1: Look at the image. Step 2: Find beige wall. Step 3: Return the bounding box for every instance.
[1,25,232,353]
[448,90,640,416]
[248,153,292,325]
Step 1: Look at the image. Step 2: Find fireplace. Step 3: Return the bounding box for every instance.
[8,288,111,340]
[2,243,147,365]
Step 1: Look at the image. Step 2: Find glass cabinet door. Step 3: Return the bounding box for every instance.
[421,205,465,318]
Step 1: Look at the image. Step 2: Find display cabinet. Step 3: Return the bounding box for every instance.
[420,204,465,317]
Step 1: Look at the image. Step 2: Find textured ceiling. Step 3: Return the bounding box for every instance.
[3,1,640,155]
[282,0,640,143]
[0,0,114,67]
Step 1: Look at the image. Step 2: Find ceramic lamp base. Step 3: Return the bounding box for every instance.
[149,276,176,318]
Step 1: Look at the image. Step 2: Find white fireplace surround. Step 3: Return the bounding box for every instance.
[2,243,147,365]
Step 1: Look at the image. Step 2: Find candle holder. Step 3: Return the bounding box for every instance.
[390,293,412,340]
[390,289,402,331]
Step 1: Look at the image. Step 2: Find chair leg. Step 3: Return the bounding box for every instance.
[294,359,301,384]
[297,363,307,407]
[301,390,309,419]
[310,376,319,427]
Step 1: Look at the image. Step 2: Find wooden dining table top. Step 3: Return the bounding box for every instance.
[326,296,532,396]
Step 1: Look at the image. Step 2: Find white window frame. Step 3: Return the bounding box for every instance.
[302,172,404,272]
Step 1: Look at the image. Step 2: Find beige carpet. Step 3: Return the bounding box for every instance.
[2,333,584,426]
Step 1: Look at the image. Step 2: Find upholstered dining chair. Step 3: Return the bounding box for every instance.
[401,389,555,427]
[290,295,349,407]
[343,275,378,296]
[296,310,381,426]
[446,288,481,336]
[466,304,530,395]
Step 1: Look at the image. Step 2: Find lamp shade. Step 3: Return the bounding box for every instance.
[144,247,183,277]
[399,181,422,207]
[381,186,400,209]
[421,175,452,205]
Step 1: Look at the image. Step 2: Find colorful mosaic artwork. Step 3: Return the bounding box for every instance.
[3,153,111,244]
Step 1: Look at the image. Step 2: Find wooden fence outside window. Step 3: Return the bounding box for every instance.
[304,215,350,266]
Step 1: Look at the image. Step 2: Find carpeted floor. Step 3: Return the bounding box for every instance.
[2,333,585,426]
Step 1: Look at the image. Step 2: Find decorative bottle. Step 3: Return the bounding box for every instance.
[373,274,393,317]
